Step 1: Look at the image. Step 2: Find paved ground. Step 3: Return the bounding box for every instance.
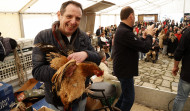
[108,53,180,93]
[131,103,165,111]
[107,53,181,111]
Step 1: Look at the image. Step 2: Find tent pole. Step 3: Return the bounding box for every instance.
[183,0,185,14]
[19,13,25,38]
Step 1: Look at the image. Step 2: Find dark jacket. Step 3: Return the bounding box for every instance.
[0,37,17,61]
[32,28,101,105]
[96,29,101,36]
[174,27,190,83]
[163,37,169,45]
[150,40,159,52]
[167,36,178,53]
[113,22,152,78]
[0,37,5,61]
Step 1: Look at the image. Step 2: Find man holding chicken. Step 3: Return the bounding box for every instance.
[32,1,101,111]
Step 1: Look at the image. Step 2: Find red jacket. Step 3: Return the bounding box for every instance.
[164,28,168,34]
[135,27,139,35]
[175,33,182,42]
[163,21,166,25]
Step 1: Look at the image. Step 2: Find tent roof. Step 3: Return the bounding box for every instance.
[0,0,177,14]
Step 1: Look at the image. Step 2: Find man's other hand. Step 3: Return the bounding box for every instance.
[146,24,156,36]
[172,66,179,76]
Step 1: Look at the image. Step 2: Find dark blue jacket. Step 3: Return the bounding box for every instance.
[32,28,101,105]
[113,22,152,78]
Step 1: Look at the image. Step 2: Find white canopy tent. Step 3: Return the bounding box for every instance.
[0,0,189,39]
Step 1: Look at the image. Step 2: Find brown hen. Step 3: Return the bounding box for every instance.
[51,60,103,110]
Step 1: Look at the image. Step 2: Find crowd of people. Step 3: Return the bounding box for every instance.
[94,18,190,64]
[135,19,190,62]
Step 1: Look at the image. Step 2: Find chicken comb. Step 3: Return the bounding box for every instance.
[97,70,104,77]
[94,70,104,77]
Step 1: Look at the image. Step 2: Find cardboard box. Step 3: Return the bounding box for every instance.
[0,82,16,111]
[13,78,45,110]
[32,98,50,110]
[16,78,39,92]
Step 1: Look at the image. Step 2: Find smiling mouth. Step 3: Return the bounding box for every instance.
[67,24,75,30]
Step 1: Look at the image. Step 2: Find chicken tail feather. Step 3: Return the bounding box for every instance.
[34,43,68,56]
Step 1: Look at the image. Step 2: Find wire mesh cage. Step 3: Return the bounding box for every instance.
[0,39,33,83]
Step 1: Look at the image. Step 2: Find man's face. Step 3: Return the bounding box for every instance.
[57,4,82,36]
[169,27,172,31]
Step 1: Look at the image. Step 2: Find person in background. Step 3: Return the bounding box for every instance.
[145,37,159,63]
[133,28,137,35]
[164,25,168,34]
[139,30,147,60]
[109,33,115,57]
[158,29,165,50]
[103,45,110,60]
[175,30,182,43]
[172,27,190,111]
[105,27,108,36]
[162,30,169,56]
[32,1,101,111]
[113,24,117,32]
[167,33,178,58]
[96,26,102,37]
[135,26,139,35]
[108,29,113,38]
[113,6,155,111]
[98,50,118,81]
[173,26,178,34]
[86,31,92,43]
[100,33,108,49]
[101,27,105,34]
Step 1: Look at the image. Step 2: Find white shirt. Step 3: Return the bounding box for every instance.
[100,37,108,42]
[67,36,71,42]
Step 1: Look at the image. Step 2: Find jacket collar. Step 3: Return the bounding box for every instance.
[120,22,133,31]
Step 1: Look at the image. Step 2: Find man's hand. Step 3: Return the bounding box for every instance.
[172,60,180,76]
[172,66,179,76]
[146,24,156,36]
[67,51,88,63]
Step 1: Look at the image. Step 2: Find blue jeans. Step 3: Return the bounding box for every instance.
[49,97,87,111]
[162,45,168,55]
[139,52,145,60]
[172,79,190,111]
[115,77,134,111]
